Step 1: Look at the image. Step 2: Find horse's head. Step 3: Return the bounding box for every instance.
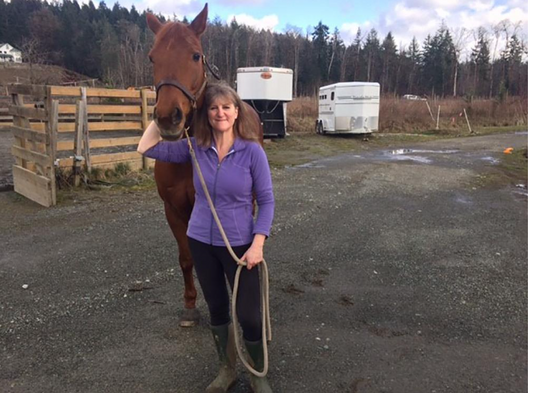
[147,5,208,140]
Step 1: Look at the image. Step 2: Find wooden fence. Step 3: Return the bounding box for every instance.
[5,84,156,206]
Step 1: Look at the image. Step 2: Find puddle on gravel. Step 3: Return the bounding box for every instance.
[384,154,433,164]
[513,183,528,197]
[454,194,474,204]
[293,146,512,170]
[389,148,459,155]
[480,156,500,165]
[294,162,326,169]
[379,148,460,164]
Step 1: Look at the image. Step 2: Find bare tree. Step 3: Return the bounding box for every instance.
[285,26,302,96]
[340,46,348,82]
[327,29,339,80]
[488,23,504,98]
[261,30,274,66]
[450,27,470,97]
[352,29,365,81]
[245,28,256,67]
[20,38,48,84]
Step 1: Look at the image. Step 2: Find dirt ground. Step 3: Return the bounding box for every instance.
[0,131,528,393]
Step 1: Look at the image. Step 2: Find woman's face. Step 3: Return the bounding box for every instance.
[207,97,239,135]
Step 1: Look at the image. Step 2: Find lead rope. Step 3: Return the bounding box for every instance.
[184,128,271,377]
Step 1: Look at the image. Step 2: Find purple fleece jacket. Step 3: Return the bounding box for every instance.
[144,137,274,247]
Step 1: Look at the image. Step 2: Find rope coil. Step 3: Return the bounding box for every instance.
[184,128,271,377]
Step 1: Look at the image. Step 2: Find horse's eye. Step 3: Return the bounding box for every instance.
[193,53,201,62]
[149,55,154,63]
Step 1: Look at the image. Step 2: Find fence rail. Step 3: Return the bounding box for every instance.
[5,84,156,206]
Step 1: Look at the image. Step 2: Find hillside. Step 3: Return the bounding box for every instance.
[0,62,99,88]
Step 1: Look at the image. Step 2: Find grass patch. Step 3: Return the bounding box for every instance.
[466,125,527,136]
[264,134,369,167]
[56,162,156,196]
[499,148,528,181]
[472,147,528,190]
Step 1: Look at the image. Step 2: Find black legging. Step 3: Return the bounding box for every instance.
[188,237,262,342]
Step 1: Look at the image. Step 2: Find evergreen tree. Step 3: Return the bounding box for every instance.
[28,8,61,64]
[361,28,380,82]
[312,21,330,84]
[380,32,397,93]
[470,27,491,96]
[350,28,363,81]
[502,33,525,96]
[422,25,456,96]
[327,28,343,83]
[406,37,422,93]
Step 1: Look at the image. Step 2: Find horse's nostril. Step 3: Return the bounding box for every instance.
[173,107,183,124]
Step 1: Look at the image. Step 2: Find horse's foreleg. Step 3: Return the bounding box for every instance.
[164,203,200,327]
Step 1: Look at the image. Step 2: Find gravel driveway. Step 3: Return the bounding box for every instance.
[0,132,527,393]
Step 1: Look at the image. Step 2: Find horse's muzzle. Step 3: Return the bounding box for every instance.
[156,122,185,141]
[153,109,186,140]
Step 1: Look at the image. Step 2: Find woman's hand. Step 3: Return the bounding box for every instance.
[137,121,162,154]
[242,234,266,270]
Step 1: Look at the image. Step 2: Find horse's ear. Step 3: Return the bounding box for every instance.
[146,13,163,34]
[189,3,208,36]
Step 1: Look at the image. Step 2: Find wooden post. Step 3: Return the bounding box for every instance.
[140,88,149,169]
[80,87,91,170]
[46,98,58,205]
[425,100,435,122]
[463,108,473,134]
[436,105,441,130]
[73,100,85,187]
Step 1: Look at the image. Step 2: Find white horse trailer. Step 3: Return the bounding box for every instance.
[316,82,380,134]
[236,67,293,138]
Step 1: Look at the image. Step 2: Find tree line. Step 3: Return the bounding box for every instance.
[0,0,527,99]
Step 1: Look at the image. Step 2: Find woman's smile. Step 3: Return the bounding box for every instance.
[208,99,239,133]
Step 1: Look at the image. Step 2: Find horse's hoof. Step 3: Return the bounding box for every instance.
[179,308,200,328]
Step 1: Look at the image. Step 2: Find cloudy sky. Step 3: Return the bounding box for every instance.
[114,0,528,56]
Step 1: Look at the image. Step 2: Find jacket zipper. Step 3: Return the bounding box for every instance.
[209,147,235,245]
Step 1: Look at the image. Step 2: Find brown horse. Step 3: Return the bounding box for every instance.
[146,4,262,327]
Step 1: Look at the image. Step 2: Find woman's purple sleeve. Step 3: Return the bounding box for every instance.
[143,139,191,163]
[250,145,275,237]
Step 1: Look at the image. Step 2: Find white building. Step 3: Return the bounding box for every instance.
[0,43,22,63]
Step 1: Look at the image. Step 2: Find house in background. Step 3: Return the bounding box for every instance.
[0,43,22,63]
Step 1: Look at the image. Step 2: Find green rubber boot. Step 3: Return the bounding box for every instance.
[244,339,273,393]
[206,323,237,393]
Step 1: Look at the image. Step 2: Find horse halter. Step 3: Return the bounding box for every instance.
[154,55,220,110]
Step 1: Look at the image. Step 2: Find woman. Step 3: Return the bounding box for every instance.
[138,82,274,393]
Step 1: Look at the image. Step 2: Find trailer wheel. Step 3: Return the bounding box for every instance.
[316,122,324,135]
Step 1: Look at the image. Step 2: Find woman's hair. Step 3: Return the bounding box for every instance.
[193,82,260,147]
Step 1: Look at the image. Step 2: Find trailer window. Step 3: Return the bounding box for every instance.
[330,92,335,100]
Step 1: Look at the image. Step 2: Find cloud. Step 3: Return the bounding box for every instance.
[134,0,200,18]
[367,0,528,57]
[227,13,279,31]
[340,21,373,43]
[404,0,463,11]
[468,0,495,12]
[215,0,267,5]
